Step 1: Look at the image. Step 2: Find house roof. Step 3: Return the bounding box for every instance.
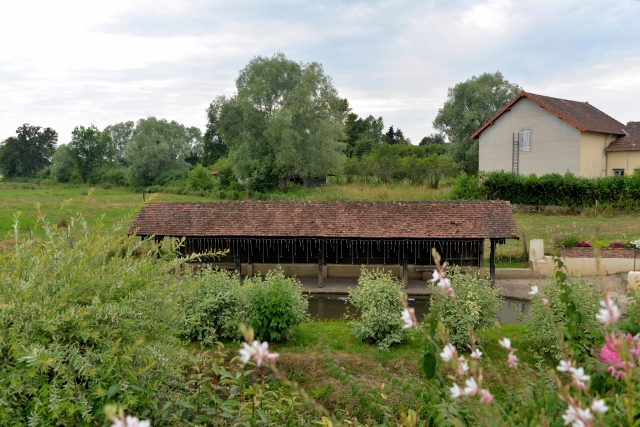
[471,91,627,139]
[607,122,640,152]
[129,201,519,240]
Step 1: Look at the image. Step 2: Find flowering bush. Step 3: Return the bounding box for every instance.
[577,240,592,247]
[428,267,502,348]
[630,238,640,249]
[349,267,407,349]
[609,241,624,249]
[525,276,602,358]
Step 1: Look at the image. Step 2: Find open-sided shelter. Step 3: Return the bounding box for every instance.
[129,200,519,284]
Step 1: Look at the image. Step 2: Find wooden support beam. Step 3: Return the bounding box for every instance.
[403,251,408,286]
[318,244,324,288]
[490,239,497,286]
[235,254,242,283]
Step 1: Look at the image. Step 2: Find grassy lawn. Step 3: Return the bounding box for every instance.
[0,183,205,236]
[489,212,640,267]
[263,321,543,413]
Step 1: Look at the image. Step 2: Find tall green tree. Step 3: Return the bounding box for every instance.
[343,113,384,156]
[209,53,347,189]
[0,124,57,177]
[68,125,114,182]
[433,71,521,174]
[419,133,446,146]
[50,144,77,182]
[125,117,198,186]
[201,119,228,166]
[103,121,134,166]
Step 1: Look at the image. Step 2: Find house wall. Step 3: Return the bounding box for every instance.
[607,151,640,176]
[478,98,582,176]
[579,132,616,177]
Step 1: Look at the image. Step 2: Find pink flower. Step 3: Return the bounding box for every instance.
[440,344,458,362]
[480,389,494,404]
[401,308,417,329]
[600,332,638,379]
[507,352,519,370]
[471,348,482,360]
[438,277,456,300]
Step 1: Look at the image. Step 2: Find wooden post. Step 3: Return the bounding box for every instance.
[490,239,497,286]
[235,253,242,283]
[522,232,529,262]
[318,244,324,288]
[403,251,408,286]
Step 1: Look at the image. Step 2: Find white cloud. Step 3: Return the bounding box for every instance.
[1,0,640,143]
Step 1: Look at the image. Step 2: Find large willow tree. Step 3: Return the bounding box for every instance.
[208,53,347,189]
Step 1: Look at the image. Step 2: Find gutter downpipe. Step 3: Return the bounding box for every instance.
[604,132,621,177]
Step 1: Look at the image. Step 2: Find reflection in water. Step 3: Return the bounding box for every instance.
[307,294,529,325]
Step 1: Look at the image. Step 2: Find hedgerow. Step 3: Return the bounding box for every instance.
[451,170,640,207]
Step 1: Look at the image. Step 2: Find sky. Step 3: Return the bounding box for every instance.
[1,0,640,145]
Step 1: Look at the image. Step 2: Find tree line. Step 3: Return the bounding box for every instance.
[0,52,522,191]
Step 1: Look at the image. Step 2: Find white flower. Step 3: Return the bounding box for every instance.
[480,389,494,404]
[463,377,479,396]
[431,269,441,283]
[571,367,590,383]
[577,407,594,425]
[440,344,457,362]
[450,383,462,399]
[111,416,151,427]
[498,337,512,350]
[437,277,456,300]
[238,340,279,367]
[557,360,572,372]
[562,405,580,427]
[591,399,608,414]
[239,341,257,365]
[596,298,621,326]
[457,356,469,375]
[401,308,417,329]
[528,285,539,295]
[471,349,482,360]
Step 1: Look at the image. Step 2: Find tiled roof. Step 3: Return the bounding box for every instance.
[129,201,519,240]
[471,91,626,139]
[607,122,640,152]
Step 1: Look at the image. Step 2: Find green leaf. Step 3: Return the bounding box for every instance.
[422,353,437,379]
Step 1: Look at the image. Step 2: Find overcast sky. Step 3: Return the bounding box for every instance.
[1,0,639,145]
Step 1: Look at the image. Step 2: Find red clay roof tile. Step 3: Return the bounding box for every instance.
[607,122,640,152]
[129,201,519,240]
[471,91,626,139]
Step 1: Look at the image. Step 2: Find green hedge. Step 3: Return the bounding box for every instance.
[451,171,640,207]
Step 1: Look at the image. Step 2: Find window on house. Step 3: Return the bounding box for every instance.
[613,169,625,177]
[520,129,531,152]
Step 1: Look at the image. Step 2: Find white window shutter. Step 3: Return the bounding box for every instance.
[521,130,531,152]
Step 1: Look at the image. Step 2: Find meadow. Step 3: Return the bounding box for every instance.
[1,181,638,267]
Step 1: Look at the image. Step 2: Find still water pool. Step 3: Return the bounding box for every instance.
[307,294,529,325]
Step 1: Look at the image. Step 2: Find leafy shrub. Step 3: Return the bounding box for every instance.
[349,268,406,349]
[525,276,602,357]
[429,268,502,348]
[560,234,580,248]
[0,213,192,425]
[244,267,308,342]
[188,163,214,190]
[182,268,247,344]
[577,241,591,247]
[153,169,188,187]
[448,173,484,200]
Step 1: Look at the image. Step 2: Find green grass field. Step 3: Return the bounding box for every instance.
[2,182,637,268]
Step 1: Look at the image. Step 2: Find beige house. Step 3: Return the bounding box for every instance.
[471,91,640,177]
